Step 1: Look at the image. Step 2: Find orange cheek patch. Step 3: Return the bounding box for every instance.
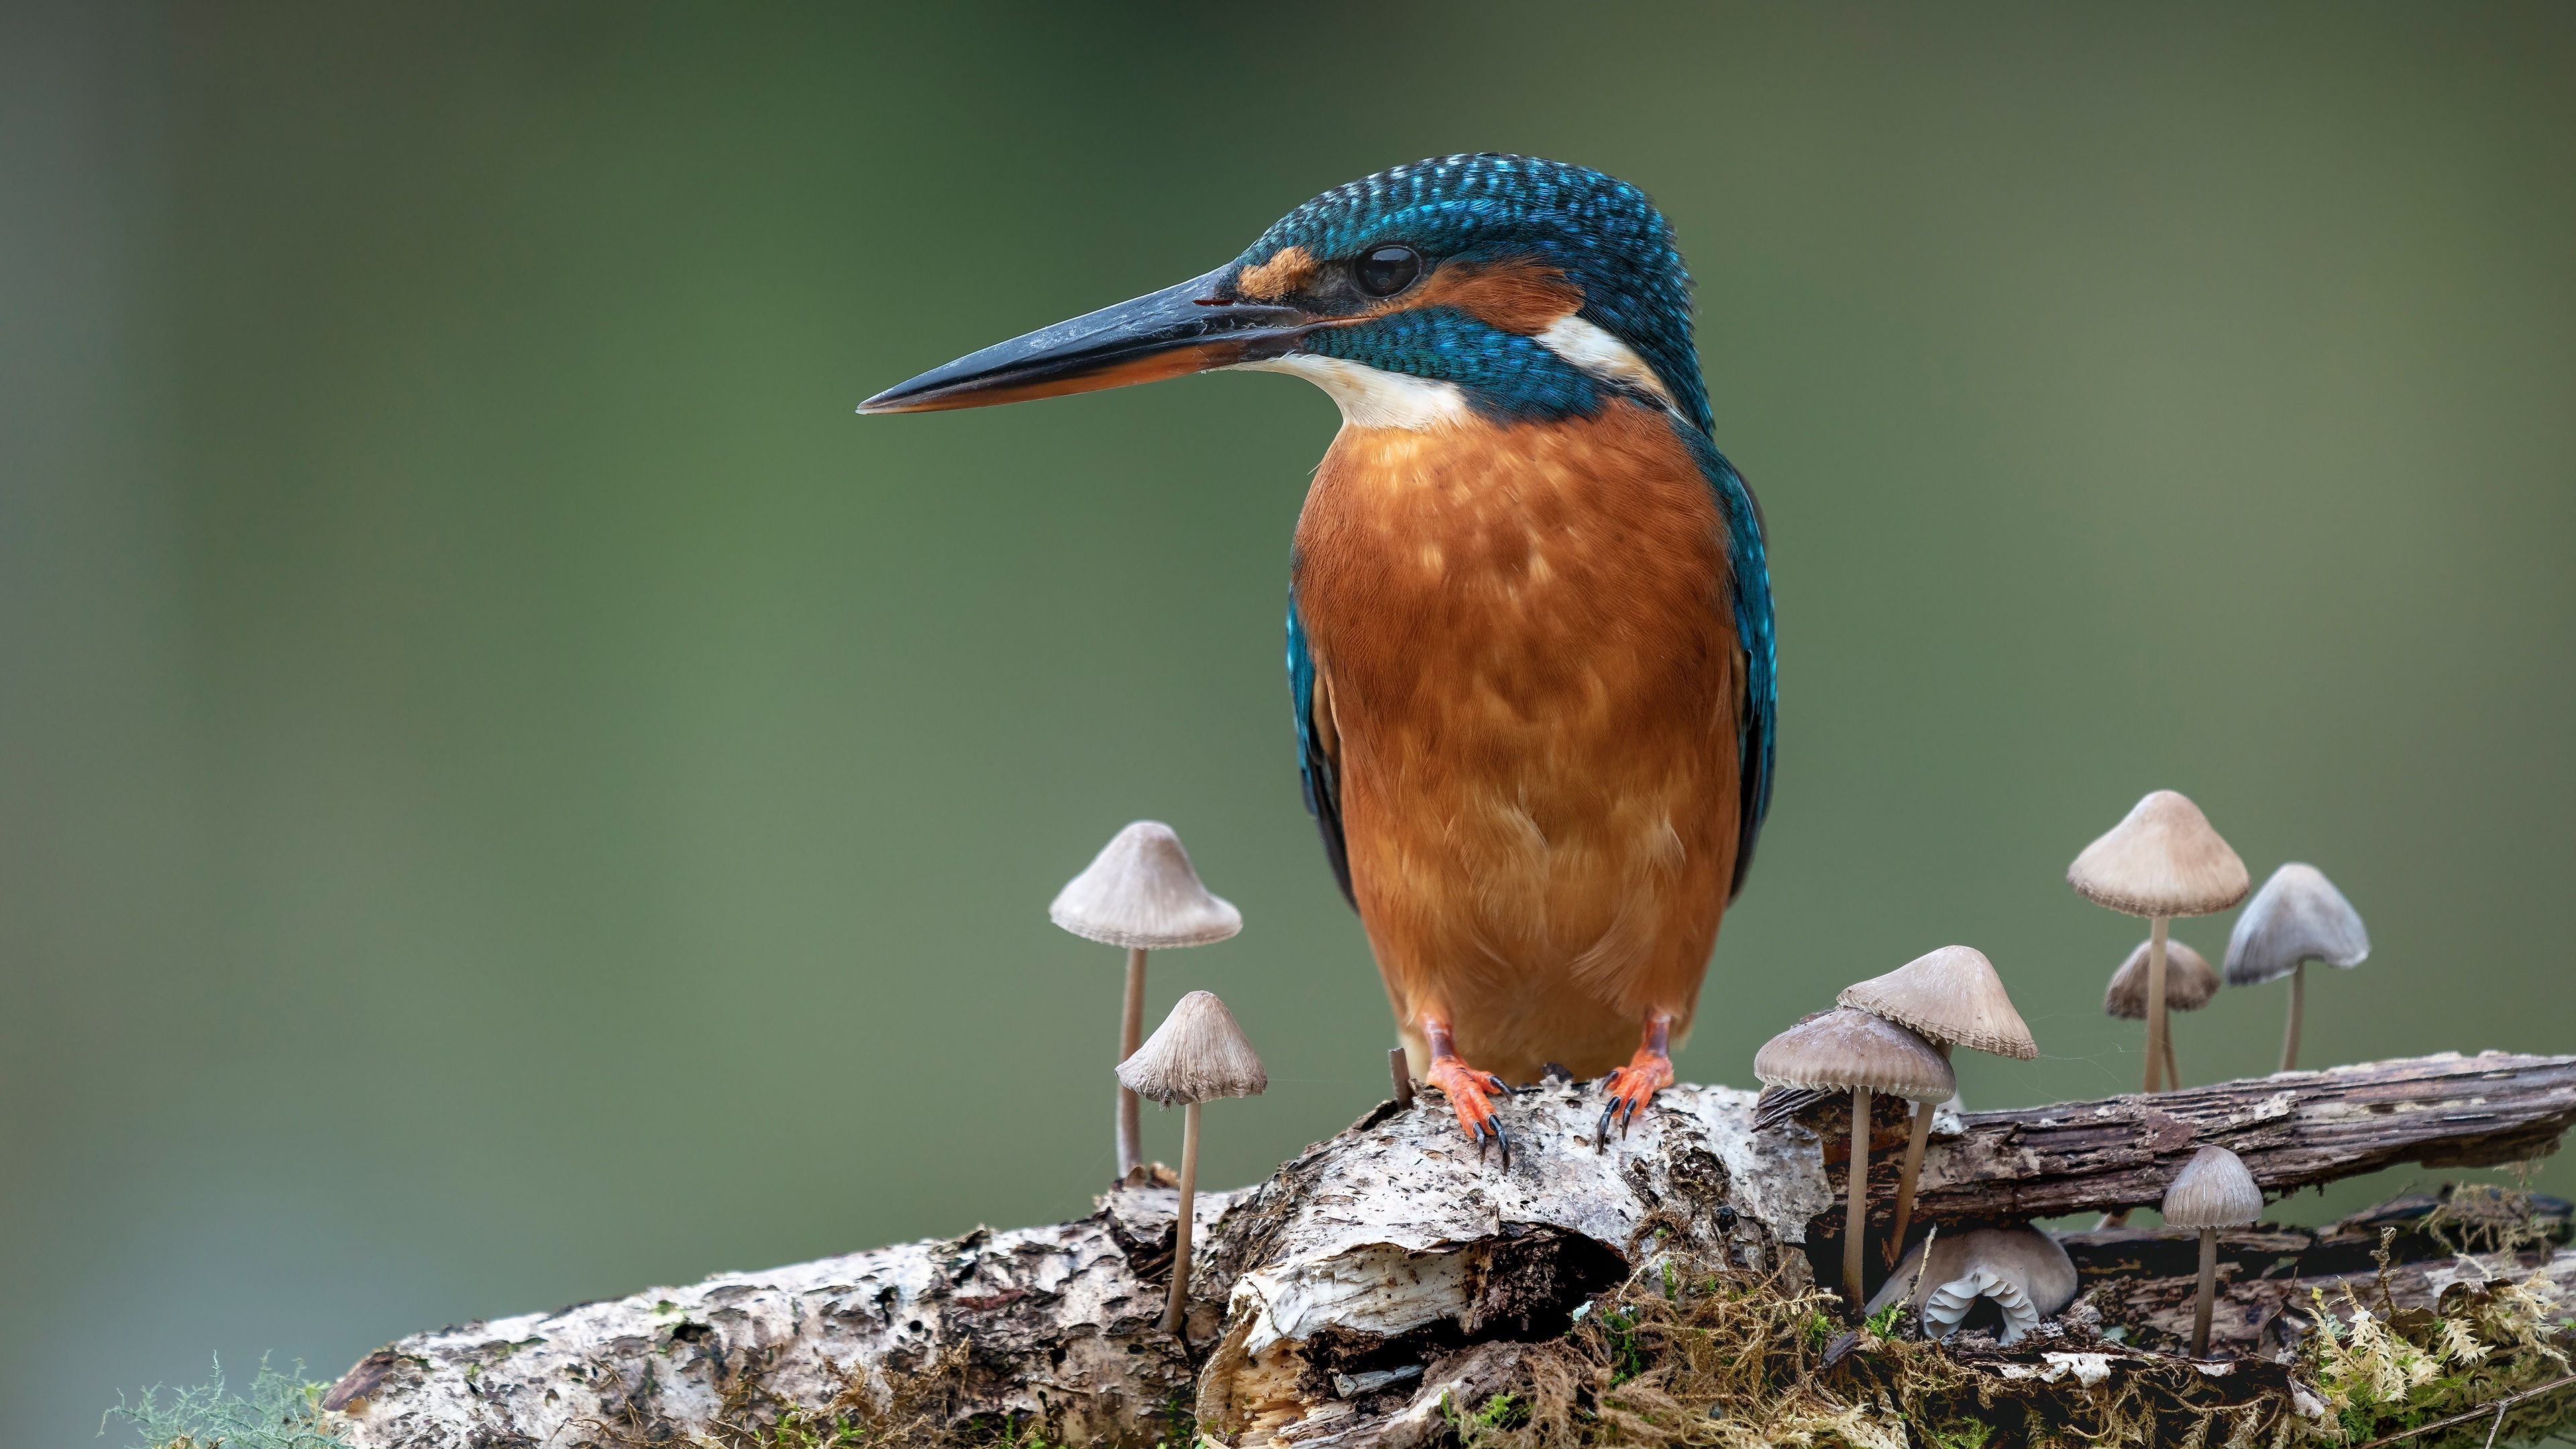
[1236,245,1320,301]
[1382,258,1586,335]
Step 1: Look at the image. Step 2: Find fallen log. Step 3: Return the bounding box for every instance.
[1907,1051,2576,1228]
[318,1184,1236,1449]
[2089,1240,2576,1358]
[321,1051,2576,1448]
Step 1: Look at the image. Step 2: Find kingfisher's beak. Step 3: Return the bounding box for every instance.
[858,267,1312,415]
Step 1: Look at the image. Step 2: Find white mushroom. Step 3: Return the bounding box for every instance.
[2068,791,2249,1093]
[2104,937,2218,1089]
[2163,1144,2264,1358]
[1867,1226,2078,1347]
[2222,863,2369,1073]
[1051,822,1241,1179]
[1754,1008,1955,1316]
[1117,991,1265,1336]
[1838,945,2037,1268]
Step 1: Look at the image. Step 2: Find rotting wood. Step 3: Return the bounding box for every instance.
[322,1051,2576,1448]
[2085,1240,2576,1357]
[1896,1051,2576,1229]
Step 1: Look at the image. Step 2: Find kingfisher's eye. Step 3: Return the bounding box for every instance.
[1355,244,1422,297]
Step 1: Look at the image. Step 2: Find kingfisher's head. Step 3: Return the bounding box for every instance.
[861,154,1712,435]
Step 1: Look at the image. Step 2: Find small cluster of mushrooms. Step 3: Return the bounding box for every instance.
[2077,790,2373,1087]
[1042,790,2370,1360]
[1754,945,2039,1323]
[1049,821,1260,1332]
[1754,789,2373,1355]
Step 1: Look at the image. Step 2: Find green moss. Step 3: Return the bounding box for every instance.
[1863,1299,1907,1339]
[102,1356,347,1449]
[1442,1389,1536,1449]
[2306,1267,2575,1449]
[1420,1246,2575,1448]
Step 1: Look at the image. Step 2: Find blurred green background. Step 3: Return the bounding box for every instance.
[5,3,2573,1444]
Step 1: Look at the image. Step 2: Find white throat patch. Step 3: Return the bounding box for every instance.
[1224,354,1469,431]
[1229,317,1672,429]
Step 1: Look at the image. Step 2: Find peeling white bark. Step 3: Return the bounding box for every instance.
[1197,1083,1814,1442]
[325,1188,1240,1448]
[322,1053,2576,1449]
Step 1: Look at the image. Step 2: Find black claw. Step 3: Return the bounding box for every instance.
[1487,1073,1508,1094]
[1597,1101,1617,1152]
[1495,1120,1512,1168]
[1621,1093,1642,1134]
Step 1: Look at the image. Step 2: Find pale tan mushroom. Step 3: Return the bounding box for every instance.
[2068,791,2248,1093]
[2223,863,2369,1073]
[1754,1008,1955,1315]
[1117,991,1265,1336]
[2163,1144,2264,1357]
[1052,822,1241,1179]
[1838,945,2036,1268]
[1867,1226,2078,1346]
[2089,935,2214,1230]
[2105,938,2219,1088]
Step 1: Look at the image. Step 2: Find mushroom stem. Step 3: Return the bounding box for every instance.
[2279,961,2304,1073]
[2190,1226,2217,1357]
[1845,1084,1871,1315]
[1885,1099,1934,1269]
[2143,916,2171,1093]
[1388,1047,1415,1110]
[2163,1032,2182,1092]
[1117,948,1148,1179]
[1161,1100,1201,1335]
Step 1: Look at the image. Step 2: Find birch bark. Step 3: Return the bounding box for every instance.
[320,1053,2576,1449]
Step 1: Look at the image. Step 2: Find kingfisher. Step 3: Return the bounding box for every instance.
[862,155,1775,1161]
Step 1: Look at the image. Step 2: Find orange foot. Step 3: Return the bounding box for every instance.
[1597,1044,1676,1150]
[1426,1056,1512,1165]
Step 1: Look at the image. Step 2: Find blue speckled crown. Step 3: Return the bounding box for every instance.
[1235,154,1713,433]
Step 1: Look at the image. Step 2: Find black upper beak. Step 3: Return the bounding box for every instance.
[858,267,1313,415]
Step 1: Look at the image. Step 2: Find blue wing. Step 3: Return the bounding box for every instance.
[1674,423,1777,899]
[1286,589,1356,908]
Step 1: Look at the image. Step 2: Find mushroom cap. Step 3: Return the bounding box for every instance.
[2103,938,2220,1020]
[1867,1227,2080,1346]
[1752,1008,1956,1103]
[1837,945,2038,1061]
[1049,821,1242,950]
[1115,990,1267,1106]
[2162,1144,2264,1228]
[2066,790,2251,918]
[2222,863,2369,987]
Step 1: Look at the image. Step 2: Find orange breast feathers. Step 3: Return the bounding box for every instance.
[1291,398,1746,1083]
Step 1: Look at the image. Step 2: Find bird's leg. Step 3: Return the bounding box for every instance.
[1598,1013,1677,1148]
[1419,1016,1511,1166]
